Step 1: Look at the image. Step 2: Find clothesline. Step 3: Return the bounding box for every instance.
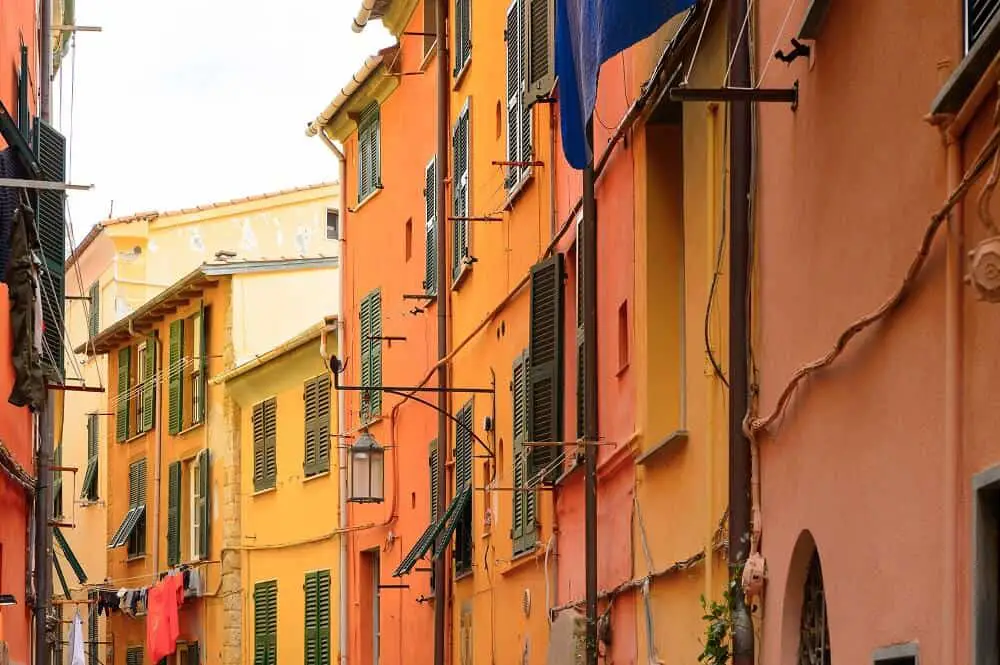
[84,558,219,588]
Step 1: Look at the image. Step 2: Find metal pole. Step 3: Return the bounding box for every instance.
[727,0,755,661]
[433,4,450,665]
[582,156,599,665]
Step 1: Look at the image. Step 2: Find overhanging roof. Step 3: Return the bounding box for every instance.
[76,256,338,356]
[211,318,336,385]
[352,0,418,35]
[306,46,401,141]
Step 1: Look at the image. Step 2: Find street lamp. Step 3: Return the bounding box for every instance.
[348,431,384,504]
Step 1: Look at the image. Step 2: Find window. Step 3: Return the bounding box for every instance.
[177,642,201,665]
[136,341,148,430]
[528,254,564,482]
[88,281,100,337]
[424,158,438,295]
[254,580,278,665]
[304,375,332,476]
[405,219,413,262]
[126,646,143,665]
[191,450,210,560]
[967,0,1000,52]
[304,570,332,665]
[524,0,555,104]
[189,308,208,426]
[81,414,99,501]
[116,347,132,442]
[167,460,182,567]
[116,339,156,441]
[617,300,629,372]
[973,466,1000,665]
[52,444,63,518]
[454,0,472,76]
[127,459,147,558]
[453,401,474,573]
[357,104,381,202]
[359,289,383,422]
[452,104,471,282]
[253,398,278,491]
[798,551,831,665]
[168,308,208,434]
[505,0,532,192]
[511,350,536,554]
[326,209,340,241]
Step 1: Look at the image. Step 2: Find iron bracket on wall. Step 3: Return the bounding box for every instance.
[669,81,799,109]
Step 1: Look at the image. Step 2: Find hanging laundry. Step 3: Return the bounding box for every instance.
[6,201,46,410]
[68,611,85,665]
[184,568,204,599]
[146,573,183,662]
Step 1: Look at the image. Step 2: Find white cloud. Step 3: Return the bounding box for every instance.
[53,0,392,242]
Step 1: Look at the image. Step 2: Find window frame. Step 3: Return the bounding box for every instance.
[126,458,147,559]
[326,208,340,241]
[357,104,381,203]
[453,401,474,574]
[135,341,148,431]
[190,309,205,426]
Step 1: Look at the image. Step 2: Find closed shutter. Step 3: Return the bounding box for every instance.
[304,570,332,665]
[360,294,372,422]
[167,460,181,566]
[264,399,277,486]
[517,0,532,181]
[316,374,331,473]
[254,581,278,665]
[361,290,383,419]
[968,0,1000,50]
[116,347,130,442]
[429,440,439,520]
[193,304,207,424]
[576,216,585,440]
[424,158,438,295]
[142,337,156,433]
[304,377,319,475]
[528,254,564,482]
[34,119,66,378]
[168,319,184,434]
[505,0,521,189]
[524,0,555,105]
[187,642,200,665]
[87,596,98,665]
[197,450,210,559]
[126,646,143,665]
[454,0,472,75]
[253,401,267,491]
[455,402,473,490]
[511,349,536,553]
[88,282,100,337]
[357,104,380,201]
[452,108,470,281]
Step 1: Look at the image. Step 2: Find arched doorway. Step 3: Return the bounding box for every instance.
[798,550,831,665]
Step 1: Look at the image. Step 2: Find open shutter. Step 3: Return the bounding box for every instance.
[167,461,181,566]
[576,216,585,440]
[142,337,156,433]
[517,0,532,181]
[316,374,331,473]
[304,378,318,475]
[505,0,521,189]
[34,119,66,378]
[454,0,472,74]
[88,282,100,337]
[359,294,373,422]
[452,108,470,281]
[369,291,382,417]
[264,399,277,487]
[253,401,266,491]
[528,254,564,482]
[304,572,318,665]
[429,440,440,520]
[511,349,536,553]
[198,450,210,559]
[424,158,438,295]
[116,347,130,442]
[194,303,207,424]
[168,319,184,434]
[524,0,555,105]
[455,403,473,490]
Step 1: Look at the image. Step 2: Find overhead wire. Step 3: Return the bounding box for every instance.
[754,0,800,87]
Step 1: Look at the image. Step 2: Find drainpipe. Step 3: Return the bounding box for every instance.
[582,155,599,665]
[433,4,451,665]
[153,338,164,574]
[727,0,754,659]
[942,132,962,665]
[318,130,350,665]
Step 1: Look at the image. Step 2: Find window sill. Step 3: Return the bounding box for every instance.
[252,486,277,497]
[503,171,534,211]
[354,187,383,214]
[126,554,146,563]
[635,429,689,466]
[175,422,205,438]
[501,545,544,576]
[931,10,1000,115]
[452,57,471,91]
[123,431,149,445]
[451,263,472,291]
[303,470,331,484]
[454,567,474,582]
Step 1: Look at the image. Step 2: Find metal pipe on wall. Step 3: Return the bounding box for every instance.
[582,158,599,665]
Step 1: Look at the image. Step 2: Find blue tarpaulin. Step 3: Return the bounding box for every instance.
[555,0,696,169]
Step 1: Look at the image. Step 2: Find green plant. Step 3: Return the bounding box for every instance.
[698,593,731,665]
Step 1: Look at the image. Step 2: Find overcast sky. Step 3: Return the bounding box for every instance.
[54,0,392,242]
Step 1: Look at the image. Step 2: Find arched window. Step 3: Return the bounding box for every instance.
[798,551,831,665]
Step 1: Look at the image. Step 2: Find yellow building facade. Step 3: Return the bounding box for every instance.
[214,322,340,665]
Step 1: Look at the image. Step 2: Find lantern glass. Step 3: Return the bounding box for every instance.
[348,432,384,503]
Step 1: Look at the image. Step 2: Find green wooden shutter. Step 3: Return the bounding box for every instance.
[193,304,207,424]
[517,0,532,182]
[88,282,100,338]
[142,338,156,433]
[317,569,331,665]
[82,414,98,500]
[454,0,471,75]
[455,402,473,490]
[88,597,98,665]
[167,461,181,566]
[116,347,130,442]
[34,119,66,377]
[424,158,438,295]
[304,377,318,475]
[168,319,184,434]
[126,646,143,665]
[264,399,277,487]
[528,254,564,482]
[369,291,382,417]
[429,440,439,520]
[253,401,266,491]
[359,293,373,422]
[512,349,536,553]
[254,581,279,665]
[505,0,521,189]
[187,642,200,665]
[452,108,470,282]
[316,374,331,473]
[197,450,210,559]
[576,216,585,440]
[525,0,555,104]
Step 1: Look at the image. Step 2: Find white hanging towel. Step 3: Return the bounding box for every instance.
[69,610,86,665]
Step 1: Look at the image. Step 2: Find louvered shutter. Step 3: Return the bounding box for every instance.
[126,647,143,665]
[254,581,278,665]
[525,0,555,104]
[358,124,371,202]
[88,599,98,665]
[429,440,439,520]
[168,319,184,434]
[197,450,210,558]
[517,0,532,181]
[88,282,100,337]
[193,304,207,424]
[187,642,200,665]
[511,350,536,553]
[142,338,156,433]
[454,0,472,75]
[316,374,331,473]
[317,570,331,665]
[424,158,438,295]
[304,378,319,475]
[505,1,521,189]
[369,291,382,417]
[452,109,470,281]
[455,403,473,490]
[82,414,98,500]
[359,294,373,422]
[253,401,266,491]
[116,347,130,442]
[576,217,585,439]
[264,398,277,487]
[167,461,181,566]
[968,0,1000,50]
[304,572,318,665]
[528,254,564,482]
[34,119,66,377]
